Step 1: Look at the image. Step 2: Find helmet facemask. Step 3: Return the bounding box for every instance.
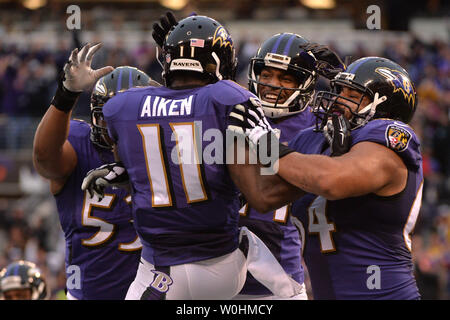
[313,80,387,131]
[90,94,114,150]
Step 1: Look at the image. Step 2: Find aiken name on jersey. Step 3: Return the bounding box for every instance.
[139,95,194,118]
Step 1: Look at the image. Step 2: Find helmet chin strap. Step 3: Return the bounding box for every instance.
[262,104,303,119]
[156,46,164,70]
[356,92,387,125]
[211,52,223,80]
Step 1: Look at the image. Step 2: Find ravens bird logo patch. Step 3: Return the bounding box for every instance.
[385,124,412,152]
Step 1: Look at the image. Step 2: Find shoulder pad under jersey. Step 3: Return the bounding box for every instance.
[352,119,422,169]
[210,80,258,107]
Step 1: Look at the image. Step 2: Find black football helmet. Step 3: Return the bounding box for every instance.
[0,260,48,300]
[313,56,417,130]
[90,66,150,149]
[248,33,318,118]
[161,15,237,87]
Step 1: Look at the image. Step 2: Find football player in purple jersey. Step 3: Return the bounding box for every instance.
[33,44,151,299]
[235,33,346,300]
[81,15,303,300]
[229,56,422,299]
[150,13,345,300]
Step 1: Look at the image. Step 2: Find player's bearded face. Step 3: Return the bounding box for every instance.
[257,67,300,105]
[333,87,371,120]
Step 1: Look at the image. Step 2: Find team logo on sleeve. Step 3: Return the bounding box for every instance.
[212,26,233,49]
[375,67,415,106]
[385,124,412,152]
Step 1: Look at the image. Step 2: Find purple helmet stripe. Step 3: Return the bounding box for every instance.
[347,57,372,74]
[271,34,285,53]
[13,264,20,276]
[283,34,297,55]
[129,69,133,88]
[117,68,123,91]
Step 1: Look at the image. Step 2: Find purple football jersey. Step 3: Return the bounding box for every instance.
[238,107,315,295]
[54,120,141,300]
[103,80,256,266]
[289,119,422,299]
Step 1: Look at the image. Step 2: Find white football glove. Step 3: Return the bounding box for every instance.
[81,162,130,201]
[63,43,114,92]
[227,97,280,147]
[227,98,296,168]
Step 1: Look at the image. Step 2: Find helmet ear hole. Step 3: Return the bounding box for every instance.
[205,63,217,73]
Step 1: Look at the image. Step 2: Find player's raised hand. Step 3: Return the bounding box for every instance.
[152,11,178,48]
[323,113,352,157]
[81,162,130,201]
[63,43,114,92]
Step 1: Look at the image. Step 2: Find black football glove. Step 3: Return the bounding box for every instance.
[81,162,130,201]
[301,42,346,79]
[152,12,178,48]
[323,114,352,157]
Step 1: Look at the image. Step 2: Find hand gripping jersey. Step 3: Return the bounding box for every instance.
[289,119,422,299]
[238,108,315,295]
[54,120,141,300]
[103,80,256,267]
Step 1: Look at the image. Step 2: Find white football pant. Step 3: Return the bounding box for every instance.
[125,248,247,300]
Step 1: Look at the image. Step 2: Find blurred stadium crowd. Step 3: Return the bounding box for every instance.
[0,3,448,300]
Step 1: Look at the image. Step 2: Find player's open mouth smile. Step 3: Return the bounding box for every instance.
[263,92,284,104]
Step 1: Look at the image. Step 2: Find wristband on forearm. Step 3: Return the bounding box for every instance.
[279,142,296,159]
[50,72,80,113]
[257,132,296,167]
